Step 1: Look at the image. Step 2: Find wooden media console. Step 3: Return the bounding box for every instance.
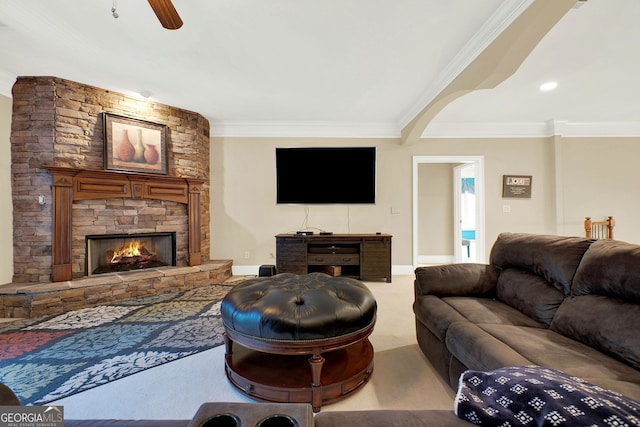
[275,233,392,283]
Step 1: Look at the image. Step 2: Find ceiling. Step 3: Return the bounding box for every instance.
[0,0,638,139]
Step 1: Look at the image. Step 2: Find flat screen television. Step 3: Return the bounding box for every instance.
[276,147,376,204]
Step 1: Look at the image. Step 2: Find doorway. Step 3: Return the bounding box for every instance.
[412,156,485,267]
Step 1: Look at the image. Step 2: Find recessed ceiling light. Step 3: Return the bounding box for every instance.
[539,81,558,92]
[138,90,153,98]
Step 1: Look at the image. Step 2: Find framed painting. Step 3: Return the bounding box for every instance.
[103,113,168,175]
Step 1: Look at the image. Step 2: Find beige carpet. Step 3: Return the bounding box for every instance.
[51,275,455,420]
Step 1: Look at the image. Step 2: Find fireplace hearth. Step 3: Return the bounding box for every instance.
[86,232,176,276]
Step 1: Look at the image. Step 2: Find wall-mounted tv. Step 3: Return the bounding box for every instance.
[276,147,376,204]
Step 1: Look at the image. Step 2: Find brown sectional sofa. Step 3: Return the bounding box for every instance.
[414,232,640,402]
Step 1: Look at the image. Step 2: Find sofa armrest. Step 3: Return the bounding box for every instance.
[414,263,498,298]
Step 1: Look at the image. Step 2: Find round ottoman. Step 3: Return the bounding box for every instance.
[221,272,377,412]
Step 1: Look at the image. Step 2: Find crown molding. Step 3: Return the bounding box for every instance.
[211,121,401,139]
[215,119,640,139]
[398,0,534,129]
[549,121,640,137]
[422,120,640,138]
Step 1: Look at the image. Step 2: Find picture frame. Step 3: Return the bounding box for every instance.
[103,113,168,175]
[502,175,532,198]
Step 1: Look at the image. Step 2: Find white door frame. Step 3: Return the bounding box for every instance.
[453,164,464,262]
[412,156,485,267]
[454,163,477,263]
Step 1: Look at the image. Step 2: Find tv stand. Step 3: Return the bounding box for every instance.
[275,233,392,283]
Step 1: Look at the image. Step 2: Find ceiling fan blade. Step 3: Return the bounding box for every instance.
[147,0,183,30]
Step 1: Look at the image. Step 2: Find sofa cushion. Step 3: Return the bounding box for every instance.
[550,295,640,371]
[489,233,592,295]
[443,297,545,329]
[414,296,545,343]
[413,295,468,341]
[445,322,533,372]
[496,269,566,327]
[572,239,640,302]
[477,323,640,401]
[414,263,498,297]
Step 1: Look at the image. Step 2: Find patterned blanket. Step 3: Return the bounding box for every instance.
[455,365,640,426]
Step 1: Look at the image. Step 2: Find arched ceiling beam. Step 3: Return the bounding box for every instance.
[401,0,577,144]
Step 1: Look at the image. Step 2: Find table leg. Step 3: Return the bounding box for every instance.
[309,351,325,412]
[223,332,233,364]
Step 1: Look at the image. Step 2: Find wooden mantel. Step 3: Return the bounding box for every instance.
[46,166,204,282]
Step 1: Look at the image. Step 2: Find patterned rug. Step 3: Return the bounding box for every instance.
[0,282,239,405]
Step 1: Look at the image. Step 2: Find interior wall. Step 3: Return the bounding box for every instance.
[210,137,413,270]
[210,135,557,268]
[211,133,640,267]
[0,94,12,284]
[410,137,556,261]
[557,137,640,243]
[418,163,454,256]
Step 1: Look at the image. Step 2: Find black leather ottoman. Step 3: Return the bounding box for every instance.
[221,273,377,412]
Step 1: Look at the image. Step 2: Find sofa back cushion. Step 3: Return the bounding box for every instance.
[496,269,566,327]
[551,296,640,370]
[490,232,593,295]
[551,238,640,370]
[572,239,640,302]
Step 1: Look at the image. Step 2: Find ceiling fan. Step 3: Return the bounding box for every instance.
[147,0,183,30]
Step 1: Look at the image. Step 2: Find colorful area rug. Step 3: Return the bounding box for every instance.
[0,283,235,405]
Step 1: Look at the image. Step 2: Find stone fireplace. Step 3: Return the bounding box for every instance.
[10,76,212,284]
[1,76,233,318]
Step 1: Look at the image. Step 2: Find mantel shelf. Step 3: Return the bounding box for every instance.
[45,166,204,282]
[45,166,204,204]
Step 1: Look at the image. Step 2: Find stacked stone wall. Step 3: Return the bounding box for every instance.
[10,76,210,283]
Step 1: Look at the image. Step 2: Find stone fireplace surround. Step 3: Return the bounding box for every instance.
[0,76,232,318]
[46,166,204,282]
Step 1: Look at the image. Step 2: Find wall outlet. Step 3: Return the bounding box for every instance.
[503,205,511,213]
[244,251,250,259]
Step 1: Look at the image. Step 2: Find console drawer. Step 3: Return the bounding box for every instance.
[308,244,359,254]
[307,254,360,265]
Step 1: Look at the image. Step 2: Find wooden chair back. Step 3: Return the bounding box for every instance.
[584,216,615,239]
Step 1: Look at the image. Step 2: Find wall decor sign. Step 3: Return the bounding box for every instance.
[502,175,532,198]
[104,113,168,175]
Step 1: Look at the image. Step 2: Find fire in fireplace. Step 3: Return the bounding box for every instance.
[86,232,176,276]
